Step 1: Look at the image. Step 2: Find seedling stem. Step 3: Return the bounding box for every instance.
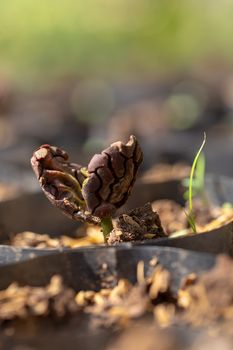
[186,132,206,233]
[101,217,114,242]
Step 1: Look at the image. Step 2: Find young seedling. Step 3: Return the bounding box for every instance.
[31,136,143,242]
[182,152,206,202]
[183,132,207,233]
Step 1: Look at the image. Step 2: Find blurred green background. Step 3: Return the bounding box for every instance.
[0,0,232,192]
[1,0,233,82]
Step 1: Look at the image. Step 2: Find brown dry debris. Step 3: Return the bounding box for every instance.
[11,231,63,249]
[108,203,166,244]
[152,199,187,235]
[75,261,174,328]
[195,205,233,233]
[152,198,233,236]
[0,260,174,328]
[0,276,77,322]
[0,255,233,335]
[178,255,233,328]
[10,227,104,249]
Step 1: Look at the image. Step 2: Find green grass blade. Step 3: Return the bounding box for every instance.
[188,132,206,213]
[194,152,206,192]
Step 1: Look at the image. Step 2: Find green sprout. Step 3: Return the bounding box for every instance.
[100,217,114,241]
[183,152,206,201]
[183,132,207,233]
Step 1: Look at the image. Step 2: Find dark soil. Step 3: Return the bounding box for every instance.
[107,203,166,244]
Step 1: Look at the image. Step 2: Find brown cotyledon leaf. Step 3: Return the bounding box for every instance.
[30,144,98,224]
[31,136,143,223]
[82,135,143,218]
